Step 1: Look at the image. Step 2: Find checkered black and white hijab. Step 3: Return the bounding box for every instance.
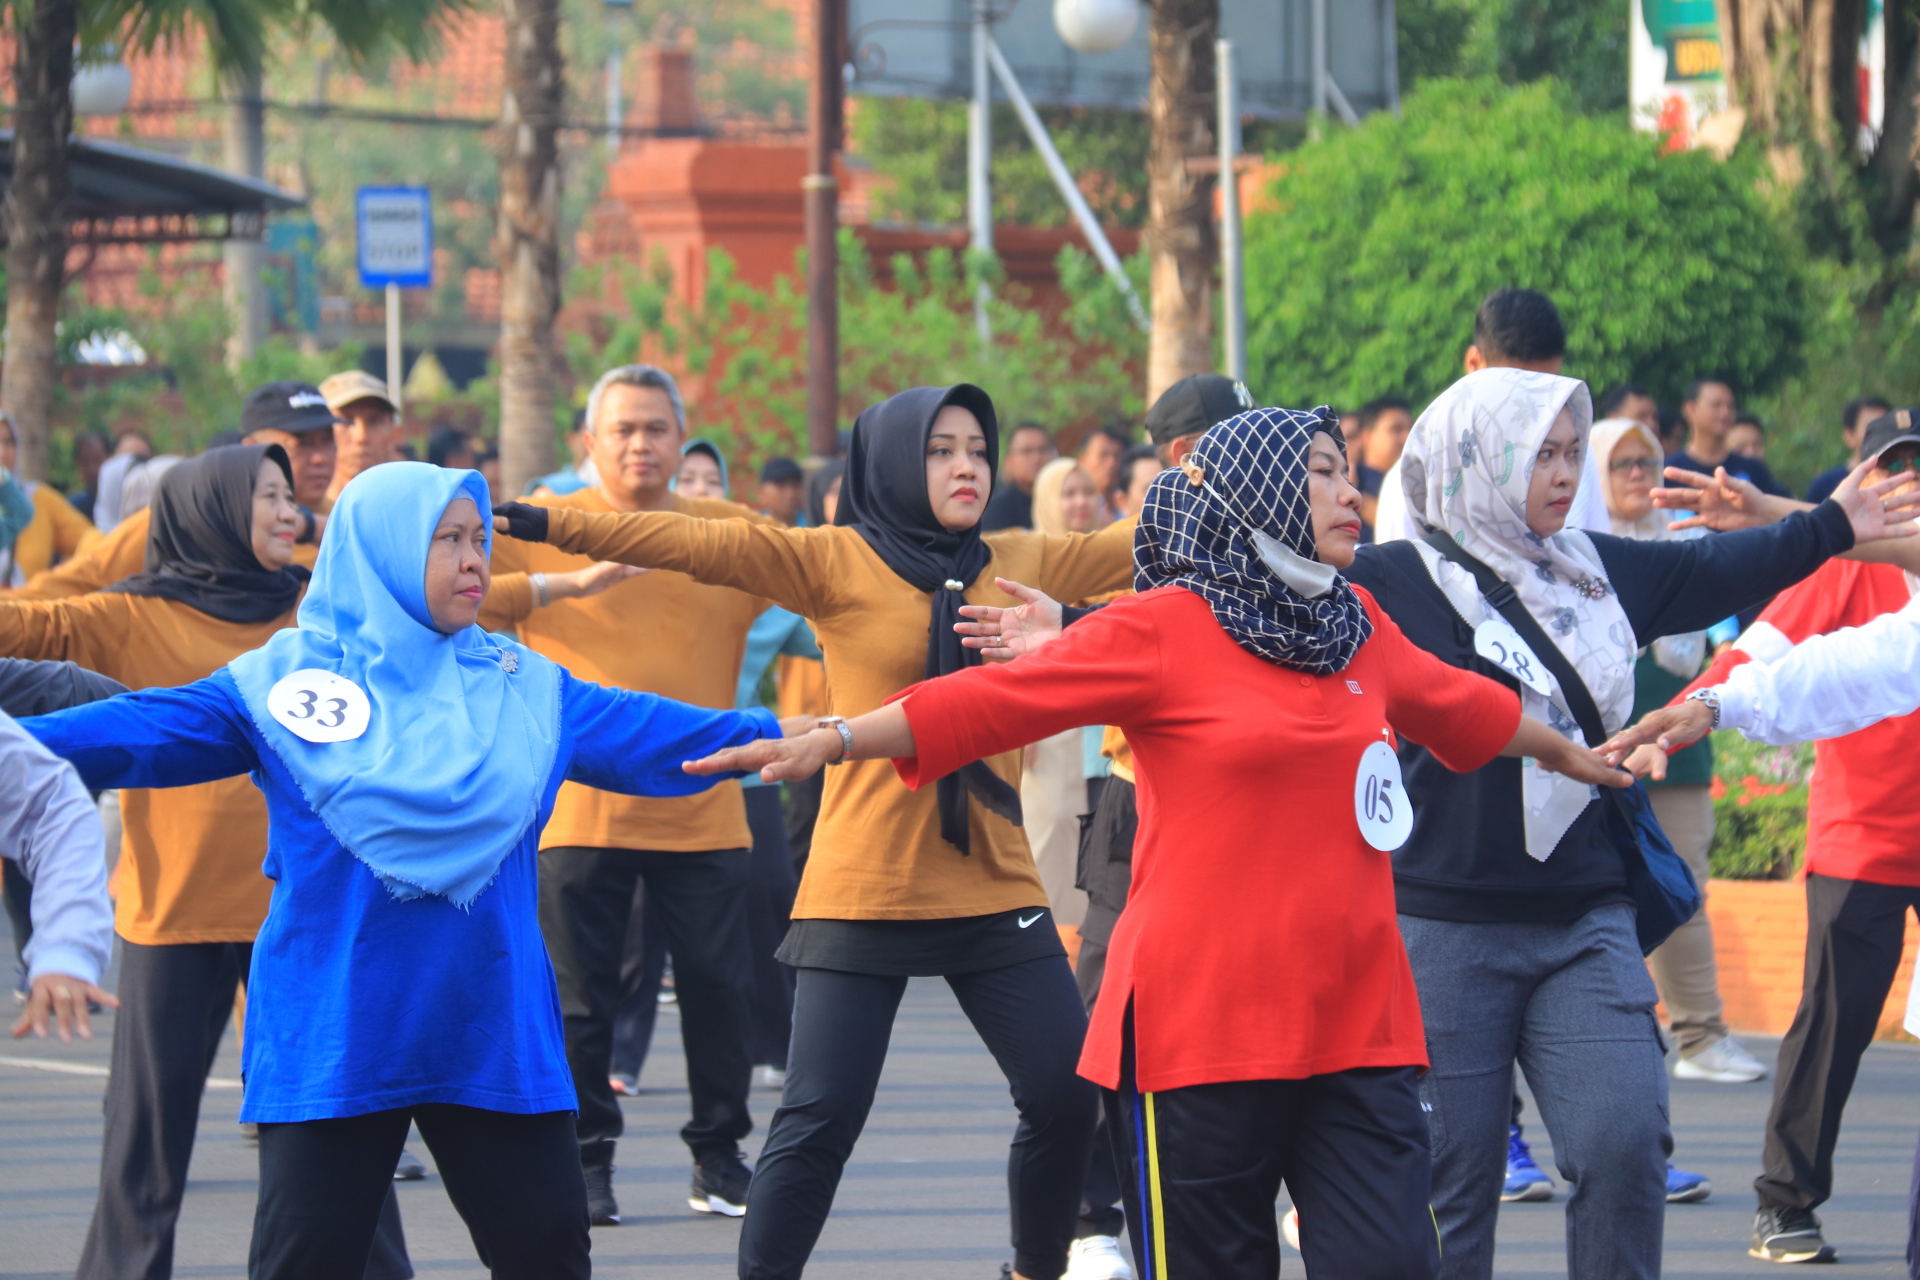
[1135,406,1373,674]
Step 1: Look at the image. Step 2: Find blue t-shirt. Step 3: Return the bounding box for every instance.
[1805,463,1849,505]
[25,667,776,1123]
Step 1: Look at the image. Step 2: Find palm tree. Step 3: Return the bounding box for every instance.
[494,0,564,500]
[1145,0,1217,403]
[1,0,458,481]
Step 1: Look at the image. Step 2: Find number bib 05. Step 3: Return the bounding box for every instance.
[1354,739,1413,851]
[267,669,372,743]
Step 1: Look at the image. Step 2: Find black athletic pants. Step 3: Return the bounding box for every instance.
[76,940,409,1280]
[737,957,1099,1280]
[743,785,798,1068]
[1104,1017,1438,1280]
[540,845,754,1167]
[249,1105,585,1280]
[1757,873,1920,1212]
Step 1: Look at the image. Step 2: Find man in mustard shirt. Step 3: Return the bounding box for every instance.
[488,364,767,1228]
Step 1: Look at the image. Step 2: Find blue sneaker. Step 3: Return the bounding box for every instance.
[1666,1163,1711,1203]
[1503,1124,1555,1202]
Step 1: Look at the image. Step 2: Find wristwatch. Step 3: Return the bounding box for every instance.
[1684,686,1722,731]
[817,715,854,764]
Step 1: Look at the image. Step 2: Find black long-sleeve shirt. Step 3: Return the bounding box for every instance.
[1345,502,1854,924]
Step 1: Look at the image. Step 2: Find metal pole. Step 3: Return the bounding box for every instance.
[1216,37,1245,381]
[1383,0,1401,116]
[968,0,993,345]
[1311,0,1328,117]
[606,44,623,149]
[804,0,844,459]
[386,281,404,423]
[987,38,1147,331]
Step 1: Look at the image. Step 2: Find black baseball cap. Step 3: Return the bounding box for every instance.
[1144,373,1256,445]
[1861,409,1920,464]
[760,456,804,485]
[242,380,344,439]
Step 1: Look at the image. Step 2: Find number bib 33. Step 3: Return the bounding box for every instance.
[1354,738,1414,852]
[267,669,372,743]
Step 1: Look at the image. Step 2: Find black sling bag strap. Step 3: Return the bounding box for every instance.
[1418,529,1701,954]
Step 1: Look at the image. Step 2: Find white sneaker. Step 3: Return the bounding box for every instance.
[1065,1235,1134,1280]
[754,1064,786,1090]
[1282,1207,1301,1251]
[1674,1035,1769,1083]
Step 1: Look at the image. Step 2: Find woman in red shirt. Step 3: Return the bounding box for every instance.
[687,407,1623,1280]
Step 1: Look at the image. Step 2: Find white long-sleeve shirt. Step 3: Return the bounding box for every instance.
[0,709,111,984]
[1713,592,1920,745]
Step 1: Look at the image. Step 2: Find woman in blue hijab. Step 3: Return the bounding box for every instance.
[21,462,783,1280]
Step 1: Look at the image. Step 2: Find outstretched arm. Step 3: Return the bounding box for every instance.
[563,675,786,797]
[494,501,824,618]
[1603,596,1920,769]
[21,676,259,791]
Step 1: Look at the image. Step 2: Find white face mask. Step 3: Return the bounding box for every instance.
[1250,528,1338,599]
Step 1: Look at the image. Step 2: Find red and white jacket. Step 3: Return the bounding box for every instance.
[1679,559,1920,887]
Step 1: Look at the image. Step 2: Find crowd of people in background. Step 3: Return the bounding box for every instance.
[3,281,1920,1280]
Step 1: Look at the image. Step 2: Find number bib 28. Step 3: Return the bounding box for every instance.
[266,669,371,743]
[1473,617,1553,696]
[1354,739,1413,851]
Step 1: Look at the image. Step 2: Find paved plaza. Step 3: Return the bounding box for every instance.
[3,941,1917,1278]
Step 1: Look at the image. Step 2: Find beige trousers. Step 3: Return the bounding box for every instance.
[1019,728,1089,927]
[1646,784,1730,1054]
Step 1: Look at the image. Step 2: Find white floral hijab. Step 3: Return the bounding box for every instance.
[1400,367,1637,861]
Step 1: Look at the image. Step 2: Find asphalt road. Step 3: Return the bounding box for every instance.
[2,944,1916,1278]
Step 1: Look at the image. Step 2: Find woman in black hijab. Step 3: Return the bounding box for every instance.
[0,443,411,1280]
[493,385,1137,1280]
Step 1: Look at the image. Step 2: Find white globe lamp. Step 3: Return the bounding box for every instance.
[71,60,133,116]
[1054,0,1139,54]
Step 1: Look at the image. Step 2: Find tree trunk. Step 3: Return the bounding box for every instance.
[2,0,78,483]
[1717,0,1869,152]
[1144,0,1217,404]
[224,62,268,373]
[495,0,565,499]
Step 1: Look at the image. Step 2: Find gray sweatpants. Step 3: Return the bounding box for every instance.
[1399,903,1672,1280]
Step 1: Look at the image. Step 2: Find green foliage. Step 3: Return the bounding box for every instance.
[563,229,1145,477]
[1707,733,1815,881]
[1241,79,1807,410]
[1396,0,1627,114]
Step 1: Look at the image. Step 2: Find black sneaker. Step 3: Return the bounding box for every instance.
[1749,1206,1836,1263]
[689,1150,752,1217]
[585,1162,621,1227]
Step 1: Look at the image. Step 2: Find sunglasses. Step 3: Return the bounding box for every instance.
[1609,458,1658,476]
[1879,454,1920,475]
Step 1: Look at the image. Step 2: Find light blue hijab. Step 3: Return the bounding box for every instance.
[669,438,729,495]
[228,463,561,908]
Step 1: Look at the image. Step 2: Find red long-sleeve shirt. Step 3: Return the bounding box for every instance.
[894,585,1520,1092]
[1678,558,1920,887]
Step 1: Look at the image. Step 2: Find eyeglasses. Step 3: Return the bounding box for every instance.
[1609,458,1657,476]
[1879,454,1920,475]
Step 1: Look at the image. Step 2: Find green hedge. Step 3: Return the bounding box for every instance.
[1242,78,1807,409]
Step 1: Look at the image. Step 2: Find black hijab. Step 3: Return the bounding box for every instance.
[106,444,308,624]
[838,384,1021,854]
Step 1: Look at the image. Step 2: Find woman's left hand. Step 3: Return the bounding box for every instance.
[684,729,845,783]
[1536,737,1634,789]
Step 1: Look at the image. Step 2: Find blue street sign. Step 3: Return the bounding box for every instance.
[356,186,433,289]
